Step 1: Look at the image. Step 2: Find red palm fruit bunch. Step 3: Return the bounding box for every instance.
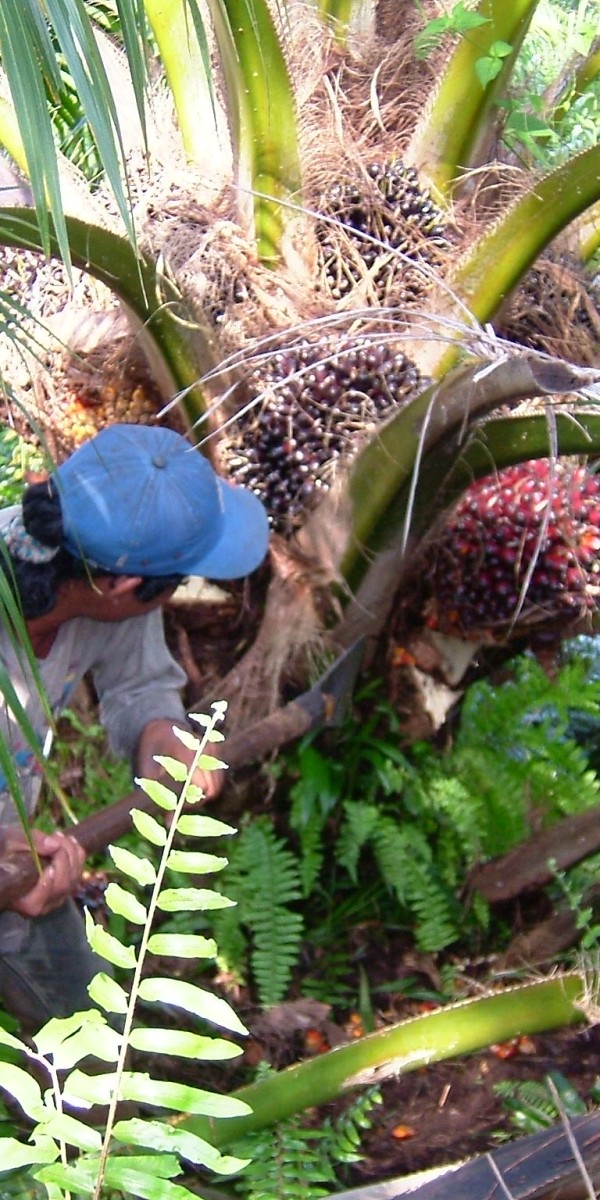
[424,459,600,640]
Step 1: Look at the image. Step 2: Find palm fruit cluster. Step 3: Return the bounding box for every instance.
[224,336,426,533]
[494,256,600,368]
[317,161,449,302]
[425,459,600,639]
[56,380,160,449]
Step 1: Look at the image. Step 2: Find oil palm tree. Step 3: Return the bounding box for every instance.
[2,2,600,1184]
[1,0,600,719]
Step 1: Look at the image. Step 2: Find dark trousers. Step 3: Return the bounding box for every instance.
[0,900,104,1033]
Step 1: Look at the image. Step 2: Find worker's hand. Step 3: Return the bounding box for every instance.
[3,827,86,919]
[136,719,226,803]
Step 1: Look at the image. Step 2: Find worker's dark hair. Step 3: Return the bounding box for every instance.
[3,479,184,619]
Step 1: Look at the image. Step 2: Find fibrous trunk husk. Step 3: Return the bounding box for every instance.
[495,251,600,368]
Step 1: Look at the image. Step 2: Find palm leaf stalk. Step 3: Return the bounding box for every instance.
[180,974,585,1147]
[417,143,600,379]
[388,405,600,571]
[574,200,600,267]
[0,207,219,423]
[314,0,362,45]
[206,0,301,263]
[336,352,600,593]
[346,407,600,644]
[0,98,36,196]
[430,410,600,514]
[551,34,600,124]
[142,0,220,166]
[145,0,301,262]
[408,0,539,198]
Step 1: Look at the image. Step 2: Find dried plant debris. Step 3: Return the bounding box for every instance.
[316,161,450,304]
[222,335,427,533]
[425,459,600,640]
[496,256,600,368]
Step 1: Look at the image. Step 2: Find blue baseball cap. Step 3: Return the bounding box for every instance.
[53,424,270,579]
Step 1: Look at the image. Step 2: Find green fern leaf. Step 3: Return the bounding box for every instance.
[215,819,304,1007]
[232,1085,381,1200]
[336,802,381,880]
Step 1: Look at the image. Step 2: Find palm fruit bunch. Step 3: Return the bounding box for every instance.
[425,459,600,640]
[223,336,426,533]
[55,379,161,450]
[494,255,600,368]
[317,161,449,303]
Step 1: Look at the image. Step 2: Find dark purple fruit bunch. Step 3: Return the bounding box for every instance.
[425,459,600,639]
[225,336,425,533]
[317,161,449,302]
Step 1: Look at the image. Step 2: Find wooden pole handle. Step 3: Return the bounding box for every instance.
[0,699,313,911]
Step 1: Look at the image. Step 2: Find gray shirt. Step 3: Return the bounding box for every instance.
[0,505,188,949]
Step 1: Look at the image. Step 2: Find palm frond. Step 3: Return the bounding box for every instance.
[209,0,301,261]
[409,0,539,196]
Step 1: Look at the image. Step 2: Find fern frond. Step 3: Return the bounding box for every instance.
[456,747,530,858]
[342,812,462,953]
[249,905,304,1010]
[290,792,328,898]
[369,816,433,906]
[527,740,600,817]
[300,945,354,1005]
[423,776,486,881]
[234,1122,334,1200]
[404,865,461,953]
[215,818,304,1007]
[495,1078,561,1132]
[232,1084,382,1200]
[321,1086,382,1165]
[336,802,381,881]
[496,1070,588,1140]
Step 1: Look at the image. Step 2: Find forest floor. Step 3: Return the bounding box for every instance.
[338,1026,600,1185]
[125,908,600,1192]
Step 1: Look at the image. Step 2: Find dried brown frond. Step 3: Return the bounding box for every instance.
[197,534,335,727]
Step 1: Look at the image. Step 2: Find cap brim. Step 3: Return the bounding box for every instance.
[185,477,270,579]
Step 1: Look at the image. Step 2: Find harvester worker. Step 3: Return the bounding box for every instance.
[0,423,269,1029]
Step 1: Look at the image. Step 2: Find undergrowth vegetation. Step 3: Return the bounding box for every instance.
[204,646,600,1006]
[230,1073,382,1200]
[26,640,600,1015]
[18,633,600,1020]
[502,0,600,167]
